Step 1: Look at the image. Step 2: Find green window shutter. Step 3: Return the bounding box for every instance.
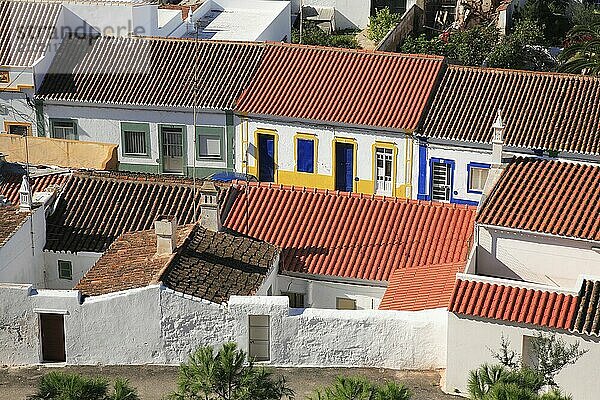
[121,122,151,158]
[196,126,225,161]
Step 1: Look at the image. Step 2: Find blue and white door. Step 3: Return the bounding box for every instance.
[431,160,453,202]
[258,133,275,182]
[335,142,354,192]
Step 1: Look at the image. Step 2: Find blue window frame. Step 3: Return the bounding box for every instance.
[467,162,491,194]
[297,138,315,173]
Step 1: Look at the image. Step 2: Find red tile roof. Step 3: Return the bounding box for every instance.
[0,170,70,205]
[478,158,600,242]
[223,183,476,281]
[421,65,600,155]
[379,262,465,311]
[0,206,30,247]
[448,276,579,330]
[237,43,445,131]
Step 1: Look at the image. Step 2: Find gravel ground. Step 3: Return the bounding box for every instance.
[0,365,459,400]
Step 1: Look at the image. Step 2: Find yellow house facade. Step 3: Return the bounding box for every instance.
[237,117,415,198]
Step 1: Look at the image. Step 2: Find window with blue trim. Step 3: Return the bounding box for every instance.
[296,138,314,173]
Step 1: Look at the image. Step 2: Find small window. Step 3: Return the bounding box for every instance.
[282,291,305,308]
[57,260,72,280]
[51,120,77,140]
[121,123,150,157]
[296,138,315,173]
[468,166,490,192]
[196,126,225,160]
[336,297,356,310]
[5,123,30,136]
[0,71,8,83]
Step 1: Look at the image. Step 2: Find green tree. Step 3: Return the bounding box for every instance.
[291,21,359,49]
[167,342,293,400]
[310,376,411,400]
[517,0,570,44]
[28,372,139,400]
[368,7,401,43]
[560,22,600,75]
[527,334,588,388]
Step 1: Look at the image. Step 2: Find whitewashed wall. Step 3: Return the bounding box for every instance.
[476,226,600,288]
[1,89,37,136]
[446,313,600,400]
[0,284,447,369]
[301,0,371,29]
[43,251,102,290]
[42,103,230,171]
[276,274,385,310]
[0,207,46,286]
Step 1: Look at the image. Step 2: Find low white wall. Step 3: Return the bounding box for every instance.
[0,284,447,369]
[306,0,371,30]
[477,226,600,288]
[446,313,600,400]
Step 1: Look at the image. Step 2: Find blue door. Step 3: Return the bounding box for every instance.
[258,134,275,182]
[335,142,354,192]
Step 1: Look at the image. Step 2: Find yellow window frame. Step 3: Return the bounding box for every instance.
[294,133,318,174]
[253,128,279,183]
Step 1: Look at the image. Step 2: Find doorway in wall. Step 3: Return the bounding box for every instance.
[39,313,66,363]
[248,315,270,361]
[335,142,354,192]
[431,160,452,202]
[257,133,275,182]
[161,126,185,174]
[375,147,393,196]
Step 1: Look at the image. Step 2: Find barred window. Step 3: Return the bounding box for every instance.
[124,130,147,155]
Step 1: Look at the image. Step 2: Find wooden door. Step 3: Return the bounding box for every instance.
[40,314,66,362]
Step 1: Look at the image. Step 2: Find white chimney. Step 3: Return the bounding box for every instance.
[491,108,505,165]
[199,181,222,232]
[155,215,178,255]
[19,175,32,212]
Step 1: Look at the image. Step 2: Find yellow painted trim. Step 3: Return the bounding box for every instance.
[0,84,34,92]
[332,137,358,192]
[253,128,279,183]
[293,132,318,174]
[4,121,32,135]
[404,137,414,199]
[371,141,398,197]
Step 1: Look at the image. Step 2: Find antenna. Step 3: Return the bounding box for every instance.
[299,0,303,44]
[192,16,200,222]
[24,130,35,257]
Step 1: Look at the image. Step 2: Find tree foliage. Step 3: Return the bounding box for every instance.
[560,22,600,75]
[527,333,588,387]
[167,342,293,400]
[28,372,139,400]
[309,376,411,400]
[367,7,401,43]
[291,21,358,49]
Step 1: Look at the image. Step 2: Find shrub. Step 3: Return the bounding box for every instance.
[367,7,401,43]
[291,21,358,49]
[167,342,293,400]
[309,376,411,400]
[28,372,139,400]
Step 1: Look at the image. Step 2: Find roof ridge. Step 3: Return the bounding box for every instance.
[449,63,600,81]
[266,41,445,60]
[455,273,579,295]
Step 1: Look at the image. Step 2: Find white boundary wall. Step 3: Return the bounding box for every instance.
[0,283,447,369]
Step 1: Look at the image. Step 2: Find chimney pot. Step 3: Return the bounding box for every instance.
[155,215,177,255]
[19,175,32,212]
[491,108,505,165]
[199,181,222,232]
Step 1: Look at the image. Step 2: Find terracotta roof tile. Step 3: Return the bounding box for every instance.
[421,65,600,155]
[223,183,476,281]
[448,276,579,331]
[161,226,277,303]
[478,158,600,242]
[379,262,465,311]
[0,206,30,247]
[0,167,70,205]
[75,225,194,296]
[237,43,445,131]
[45,171,206,253]
[37,36,265,110]
[573,279,600,336]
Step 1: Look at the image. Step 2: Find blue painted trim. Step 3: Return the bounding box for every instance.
[429,157,455,203]
[466,162,491,194]
[417,141,428,199]
[451,198,479,206]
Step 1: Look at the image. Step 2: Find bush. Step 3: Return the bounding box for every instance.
[167,342,293,400]
[368,7,401,43]
[291,21,358,49]
[28,372,139,400]
[309,376,411,400]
